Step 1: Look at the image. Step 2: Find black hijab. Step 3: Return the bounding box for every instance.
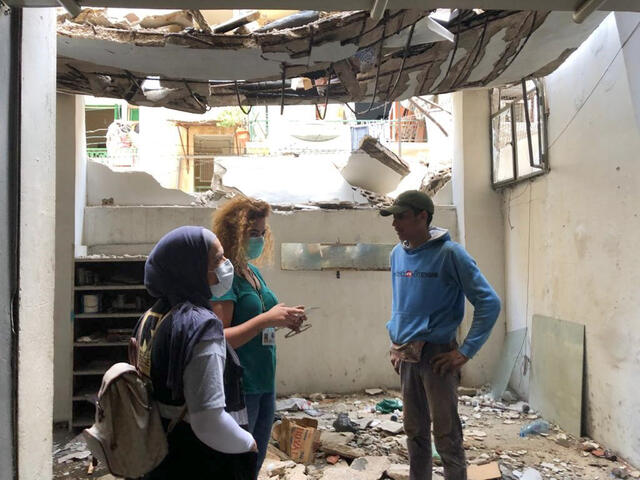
[144,226,224,398]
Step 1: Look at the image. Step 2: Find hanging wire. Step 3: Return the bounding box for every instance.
[185,82,210,112]
[385,21,417,102]
[440,19,462,88]
[500,12,538,75]
[234,81,252,115]
[343,13,388,116]
[450,13,489,89]
[315,66,332,120]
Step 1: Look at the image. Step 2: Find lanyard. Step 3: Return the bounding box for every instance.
[245,267,266,313]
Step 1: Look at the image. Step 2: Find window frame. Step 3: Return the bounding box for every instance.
[489,78,549,189]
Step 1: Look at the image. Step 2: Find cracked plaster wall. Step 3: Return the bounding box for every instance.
[18,8,56,479]
[504,13,640,466]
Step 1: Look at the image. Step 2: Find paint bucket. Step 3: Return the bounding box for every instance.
[82,294,100,313]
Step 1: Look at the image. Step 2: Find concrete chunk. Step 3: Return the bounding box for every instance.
[319,431,364,459]
[387,464,410,480]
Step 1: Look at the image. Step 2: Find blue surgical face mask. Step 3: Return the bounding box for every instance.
[246,236,265,260]
[210,258,234,298]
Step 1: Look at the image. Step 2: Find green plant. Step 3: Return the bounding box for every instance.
[215,107,247,128]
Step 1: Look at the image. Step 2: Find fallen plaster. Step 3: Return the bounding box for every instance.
[56,9,608,112]
[86,160,195,206]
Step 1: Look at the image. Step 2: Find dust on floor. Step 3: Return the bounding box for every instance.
[53,390,638,480]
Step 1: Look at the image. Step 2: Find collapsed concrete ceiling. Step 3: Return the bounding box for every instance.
[11,1,640,12]
[56,8,607,113]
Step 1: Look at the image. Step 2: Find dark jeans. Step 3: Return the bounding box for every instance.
[143,420,257,480]
[245,392,276,479]
[401,342,467,480]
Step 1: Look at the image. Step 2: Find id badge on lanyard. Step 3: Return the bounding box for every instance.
[262,327,276,346]
[252,272,275,346]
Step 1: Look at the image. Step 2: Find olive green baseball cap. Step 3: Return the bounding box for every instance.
[380,190,434,217]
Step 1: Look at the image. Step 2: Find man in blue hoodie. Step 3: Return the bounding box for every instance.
[380,190,501,480]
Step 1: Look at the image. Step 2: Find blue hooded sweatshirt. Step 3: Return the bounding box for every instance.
[388,226,501,359]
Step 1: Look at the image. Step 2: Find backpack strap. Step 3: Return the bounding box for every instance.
[130,304,176,378]
[166,405,188,434]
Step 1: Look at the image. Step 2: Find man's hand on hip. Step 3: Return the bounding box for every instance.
[390,356,401,375]
[431,350,468,376]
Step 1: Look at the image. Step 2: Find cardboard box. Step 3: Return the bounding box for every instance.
[272,417,320,465]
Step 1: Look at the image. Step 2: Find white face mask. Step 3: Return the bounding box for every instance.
[210,258,234,298]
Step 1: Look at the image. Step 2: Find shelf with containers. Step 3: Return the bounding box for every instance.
[71,256,152,428]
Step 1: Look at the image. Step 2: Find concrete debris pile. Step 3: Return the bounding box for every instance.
[190,188,236,206]
[52,432,105,479]
[257,389,639,480]
[52,388,639,480]
[420,167,451,198]
[53,434,91,465]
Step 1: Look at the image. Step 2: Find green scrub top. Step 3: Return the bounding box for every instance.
[211,264,278,394]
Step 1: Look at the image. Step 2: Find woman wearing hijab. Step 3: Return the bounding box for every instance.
[136,226,257,479]
[210,197,306,478]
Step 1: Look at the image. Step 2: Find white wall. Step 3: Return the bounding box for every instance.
[19,8,56,479]
[504,13,640,466]
[452,90,506,387]
[87,160,195,206]
[80,206,459,394]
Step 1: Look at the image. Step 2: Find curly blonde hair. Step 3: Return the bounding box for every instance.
[212,196,274,270]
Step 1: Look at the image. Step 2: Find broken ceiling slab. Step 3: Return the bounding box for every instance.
[357,135,410,176]
[56,9,609,112]
[341,152,407,195]
[12,0,640,11]
[340,136,410,194]
[216,155,369,206]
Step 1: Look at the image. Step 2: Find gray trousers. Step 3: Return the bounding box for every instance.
[400,342,467,480]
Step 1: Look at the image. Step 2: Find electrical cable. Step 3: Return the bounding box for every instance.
[234,81,252,115]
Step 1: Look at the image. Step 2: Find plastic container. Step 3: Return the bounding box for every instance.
[519,419,550,437]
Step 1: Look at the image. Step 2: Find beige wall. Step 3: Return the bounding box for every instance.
[504,13,640,465]
[54,94,80,423]
[80,206,459,395]
[452,90,506,387]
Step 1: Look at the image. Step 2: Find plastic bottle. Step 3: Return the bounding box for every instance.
[519,419,550,437]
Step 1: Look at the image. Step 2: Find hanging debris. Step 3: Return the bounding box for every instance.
[56,8,607,113]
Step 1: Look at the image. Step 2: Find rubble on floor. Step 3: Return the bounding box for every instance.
[53,429,108,479]
[259,388,639,480]
[53,388,639,480]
